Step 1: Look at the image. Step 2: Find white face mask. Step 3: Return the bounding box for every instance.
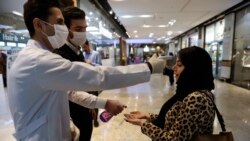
[41,21,69,49]
[69,31,86,47]
[47,24,69,49]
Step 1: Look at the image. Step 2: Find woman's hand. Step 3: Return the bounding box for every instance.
[124,118,147,126]
[124,111,150,120]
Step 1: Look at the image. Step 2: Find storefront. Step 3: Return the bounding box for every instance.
[79,1,126,66]
[189,32,199,46]
[232,6,250,89]
[205,19,225,77]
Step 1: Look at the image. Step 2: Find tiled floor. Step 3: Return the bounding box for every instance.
[0,74,250,141]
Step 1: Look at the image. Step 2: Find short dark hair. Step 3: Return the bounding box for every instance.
[84,40,89,45]
[23,0,61,37]
[62,6,86,28]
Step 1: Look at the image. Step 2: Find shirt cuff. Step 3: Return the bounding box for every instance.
[95,97,107,109]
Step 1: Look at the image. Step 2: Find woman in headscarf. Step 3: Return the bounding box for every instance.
[124,46,215,141]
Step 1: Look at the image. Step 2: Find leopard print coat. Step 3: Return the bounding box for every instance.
[141,91,215,141]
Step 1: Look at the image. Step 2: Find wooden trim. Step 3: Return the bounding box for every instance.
[221,60,232,67]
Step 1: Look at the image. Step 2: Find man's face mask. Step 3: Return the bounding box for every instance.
[69,31,87,47]
[41,20,69,49]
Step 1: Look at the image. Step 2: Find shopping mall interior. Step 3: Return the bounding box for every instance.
[0,0,250,141]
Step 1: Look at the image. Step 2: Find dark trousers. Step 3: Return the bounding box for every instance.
[163,67,174,85]
[70,102,93,141]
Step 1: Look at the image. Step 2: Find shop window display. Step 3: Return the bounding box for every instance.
[232,6,250,89]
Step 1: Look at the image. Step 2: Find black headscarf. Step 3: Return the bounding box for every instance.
[153,46,215,128]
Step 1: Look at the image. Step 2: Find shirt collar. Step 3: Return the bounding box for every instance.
[27,39,49,51]
[66,41,80,55]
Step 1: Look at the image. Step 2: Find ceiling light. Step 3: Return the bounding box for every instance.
[12,11,23,17]
[126,32,131,38]
[121,15,134,18]
[135,35,138,38]
[133,30,138,33]
[149,33,154,37]
[89,12,93,15]
[158,25,167,28]
[139,15,153,18]
[143,24,152,28]
[167,31,173,36]
[109,10,113,15]
[112,0,126,1]
[114,16,118,19]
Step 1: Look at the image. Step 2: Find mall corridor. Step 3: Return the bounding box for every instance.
[1,74,249,141]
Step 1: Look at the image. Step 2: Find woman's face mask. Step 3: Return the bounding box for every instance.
[69,31,86,47]
[41,20,69,49]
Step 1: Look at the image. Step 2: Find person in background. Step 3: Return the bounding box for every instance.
[163,52,176,85]
[82,40,102,66]
[0,50,7,87]
[53,7,104,141]
[82,40,103,128]
[124,46,215,141]
[7,0,166,140]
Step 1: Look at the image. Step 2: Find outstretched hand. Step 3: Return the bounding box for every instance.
[124,111,149,126]
[148,55,166,74]
[105,100,127,116]
[124,111,149,119]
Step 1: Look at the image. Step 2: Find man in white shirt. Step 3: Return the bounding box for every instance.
[7,1,165,141]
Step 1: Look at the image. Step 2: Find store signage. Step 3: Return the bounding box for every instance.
[0,33,29,43]
[2,33,18,42]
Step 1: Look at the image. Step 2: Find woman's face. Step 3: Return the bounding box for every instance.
[173,57,185,81]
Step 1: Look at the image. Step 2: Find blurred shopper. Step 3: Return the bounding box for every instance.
[0,50,7,87]
[163,52,176,85]
[82,40,102,128]
[125,46,215,141]
[7,0,166,141]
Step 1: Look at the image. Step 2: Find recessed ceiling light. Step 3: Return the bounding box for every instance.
[149,33,154,37]
[12,11,23,17]
[167,31,173,36]
[133,30,138,33]
[109,10,113,15]
[139,15,153,18]
[143,24,152,28]
[110,0,126,1]
[89,12,93,15]
[158,25,167,28]
[121,15,134,18]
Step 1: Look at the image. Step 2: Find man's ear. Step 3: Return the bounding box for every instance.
[33,18,44,32]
